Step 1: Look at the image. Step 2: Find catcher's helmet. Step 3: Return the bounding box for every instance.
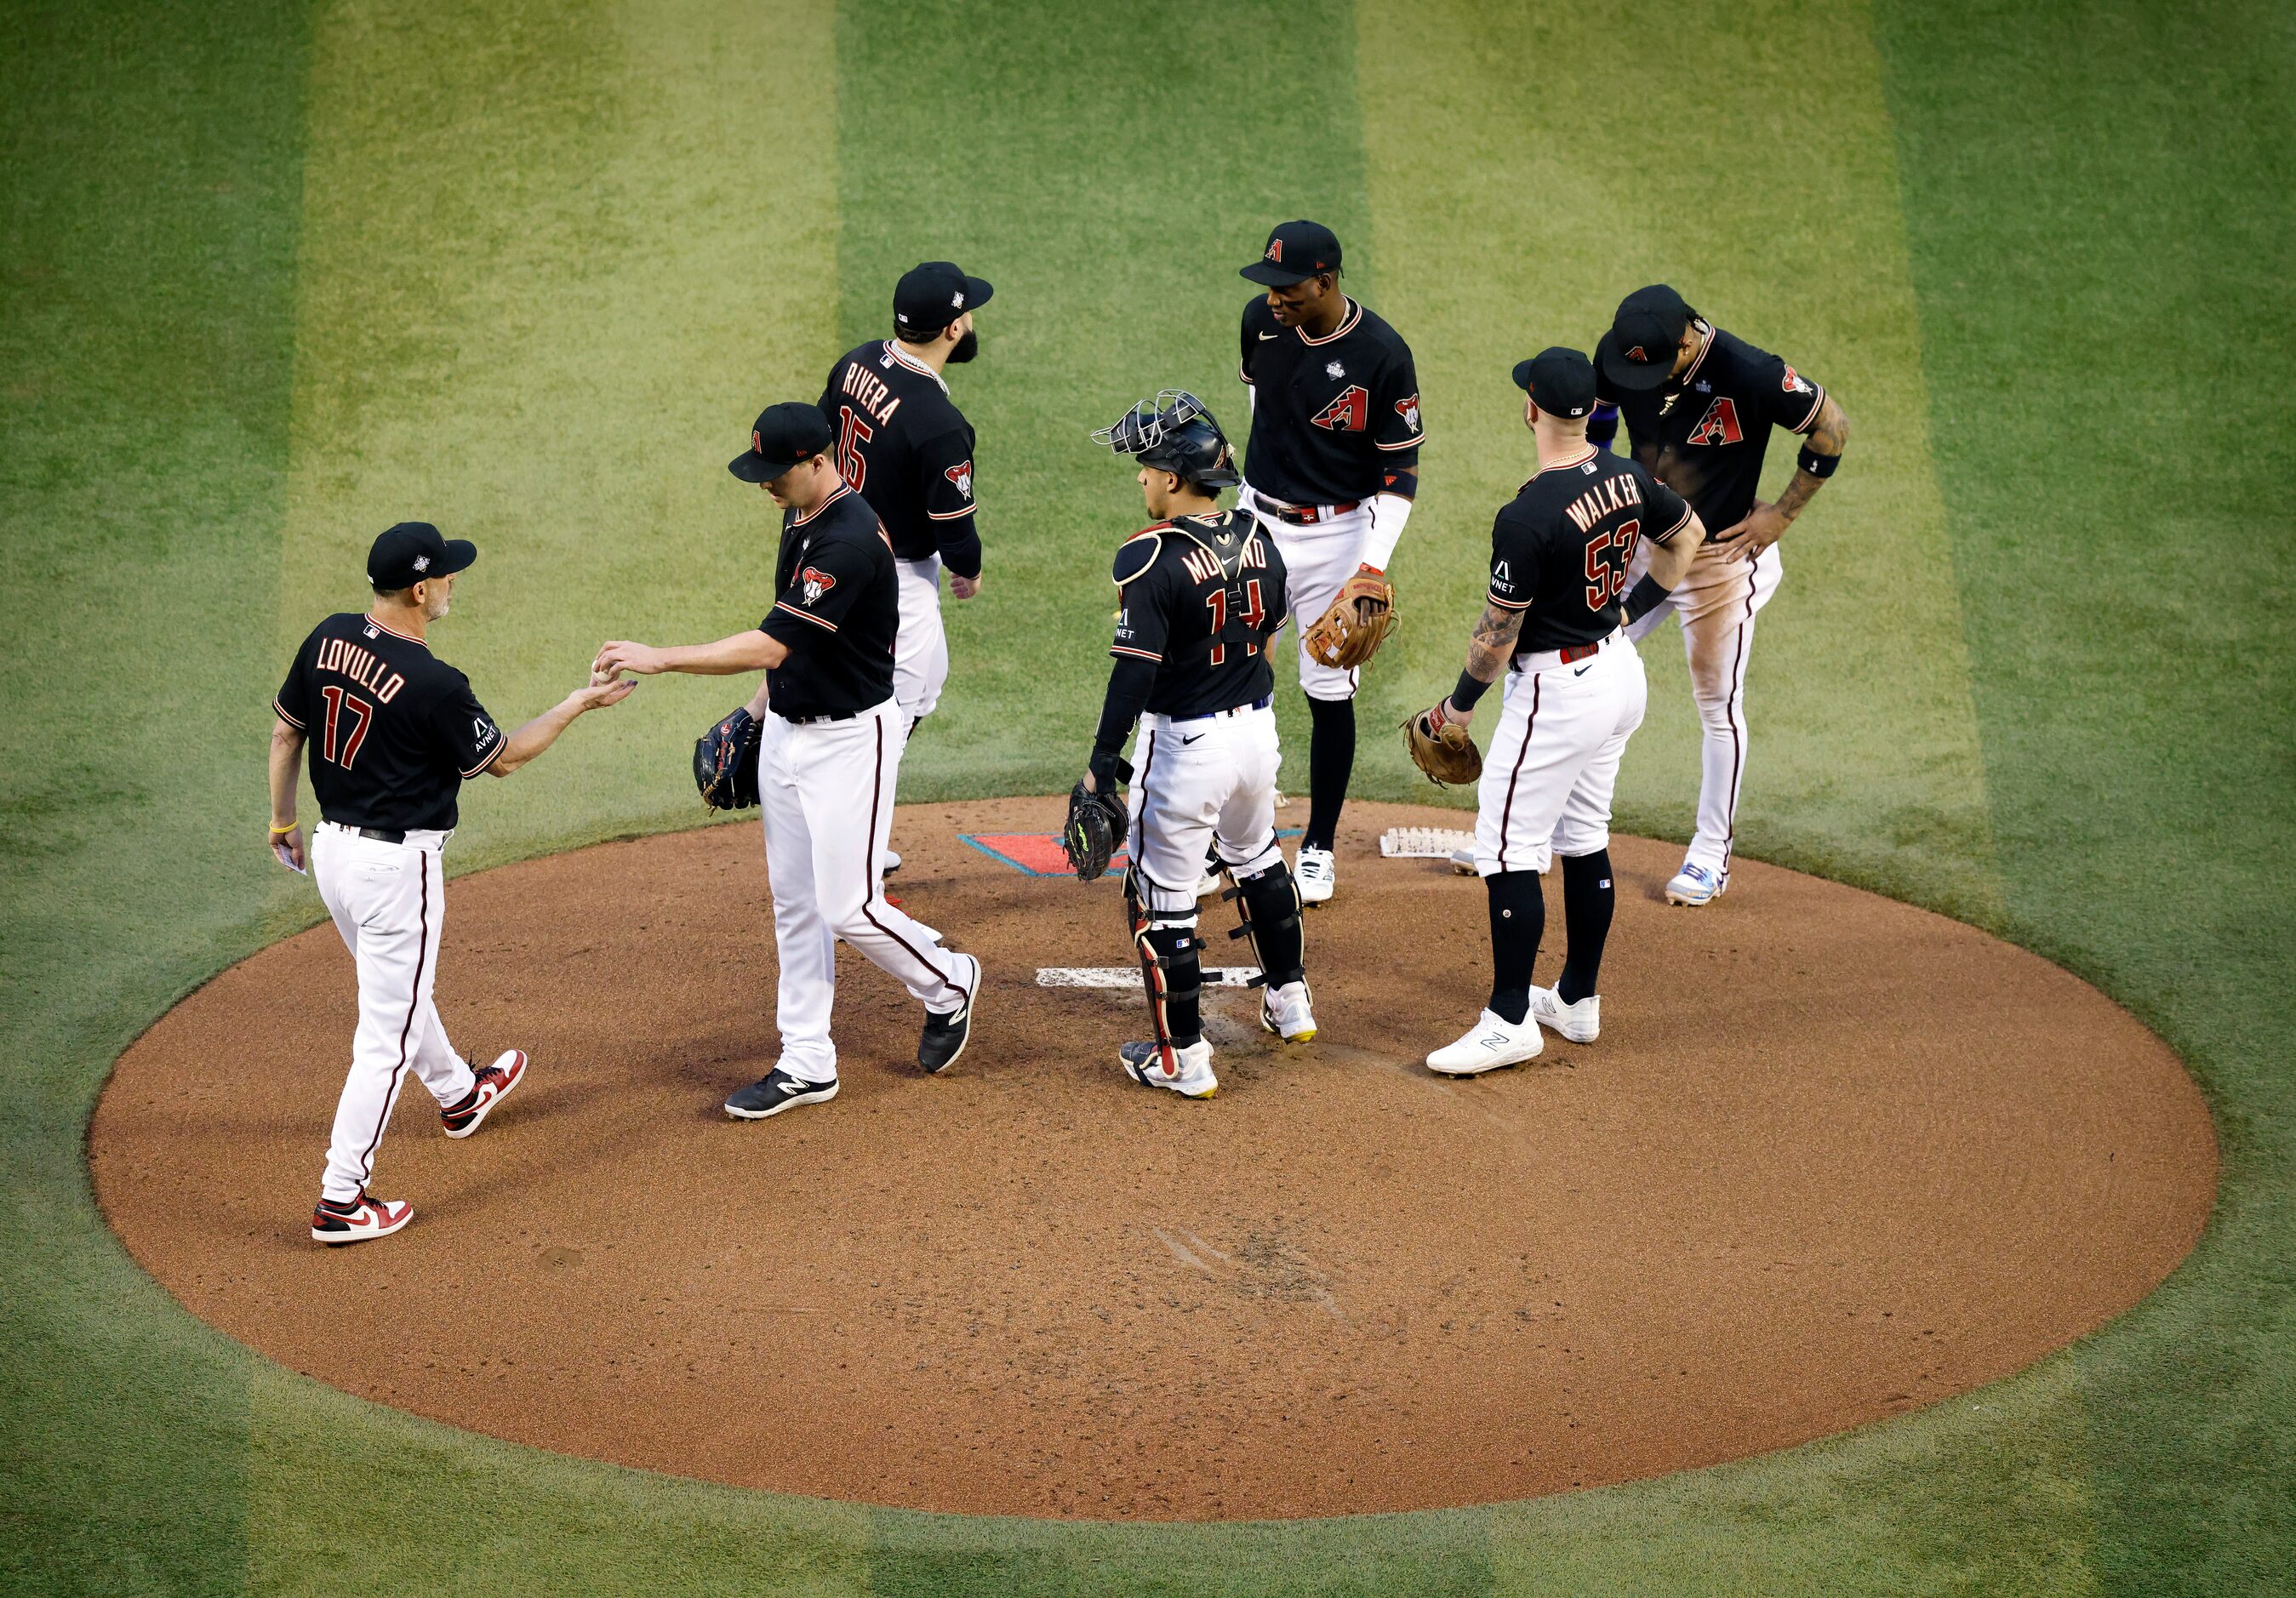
[1092,390,1241,489]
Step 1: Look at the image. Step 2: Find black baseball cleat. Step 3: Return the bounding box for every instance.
[724,1068,838,1120]
[917,953,981,1074]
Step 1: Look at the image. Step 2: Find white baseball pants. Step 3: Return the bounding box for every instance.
[1237,485,1371,702]
[1624,539,1784,876]
[1474,636,1650,877]
[1124,703,1286,917]
[310,823,477,1204]
[892,556,949,725]
[759,699,974,1082]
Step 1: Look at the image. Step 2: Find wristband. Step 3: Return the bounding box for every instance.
[1587,401,1620,452]
[269,821,298,835]
[1623,574,1671,625]
[1796,444,1839,479]
[1449,669,1493,713]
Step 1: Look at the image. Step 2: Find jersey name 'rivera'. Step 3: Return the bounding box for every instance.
[1237,295,1424,509]
[1489,448,1694,654]
[757,482,900,721]
[817,340,983,579]
[1109,508,1293,719]
[274,613,504,831]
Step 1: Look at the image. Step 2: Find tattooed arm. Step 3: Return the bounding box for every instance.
[1442,598,1528,722]
[1715,389,1850,562]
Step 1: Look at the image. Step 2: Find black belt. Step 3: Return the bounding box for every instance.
[1257,499,1361,526]
[778,709,860,726]
[1169,694,1272,724]
[323,822,407,843]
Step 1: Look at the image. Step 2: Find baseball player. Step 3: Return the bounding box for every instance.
[817,260,989,738]
[1592,284,1851,906]
[269,521,633,1245]
[593,402,981,1120]
[1062,391,1309,1100]
[1405,351,1703,1074]
[1236,220,1424,905]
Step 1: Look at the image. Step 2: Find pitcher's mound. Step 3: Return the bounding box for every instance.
[90,799,2213,1521]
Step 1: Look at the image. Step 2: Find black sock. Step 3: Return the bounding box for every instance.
[1556,849,1615,1005]
[1304,695,1356,850]
[1485,869,1545,1024]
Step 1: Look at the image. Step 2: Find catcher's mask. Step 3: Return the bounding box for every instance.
[1092,390,1241,489]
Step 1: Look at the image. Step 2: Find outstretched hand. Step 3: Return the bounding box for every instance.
[573,676,637,711]
[593,640,666,682]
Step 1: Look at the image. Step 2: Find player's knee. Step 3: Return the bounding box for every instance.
[1551,821,1611,858]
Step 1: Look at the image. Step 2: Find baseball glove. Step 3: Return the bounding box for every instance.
[1061,783,1128,881]
[1302,567,1396,670]
[694,705,762,810]
[1403,700,1482,787]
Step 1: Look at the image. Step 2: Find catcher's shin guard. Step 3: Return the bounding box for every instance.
[1226,860,1307,990]
[1124,869,1203,1072]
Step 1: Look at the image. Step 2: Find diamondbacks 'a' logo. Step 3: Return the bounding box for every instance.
[1781,364,1813,395]
[1395,393,1422,434]
[1626,345,1648,362]
[801,566,837,605]
[1265,238,1283,262]
[1309,384,1369,432]
[1686,396,1744,446]
[944,460,974,499]
[753,428,764,454]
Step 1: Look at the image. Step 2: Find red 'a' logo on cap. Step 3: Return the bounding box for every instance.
[1265,239,1283,262]
[1627,346,1648,362]
[753,429,764,454]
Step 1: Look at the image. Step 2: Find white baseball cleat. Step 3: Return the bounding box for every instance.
[1448,847,1477,876]
[1259,980,1316,1043]
[882,849,903,876]
[1528,985,1600,1043]
[1295,846,1336,905]
[1665,862,1727,906]
[1426,1009,1544,1076]
[1119,1038,1219,1099]
[1196,853,1227,899]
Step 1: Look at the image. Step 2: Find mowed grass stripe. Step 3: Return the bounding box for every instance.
[1876,3,2296,1592]
[829,0,1381,809]
[254,4,877,1592]
[273,0,842,877]
[1356,2,2093,1592]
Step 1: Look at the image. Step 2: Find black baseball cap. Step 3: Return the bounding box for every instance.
[1511,347,1598,418]
[893,260,993,338]
[368,521,476,589]
[1597,284,1693,391]
[729,402,834,483]
[1241,220,1342,287]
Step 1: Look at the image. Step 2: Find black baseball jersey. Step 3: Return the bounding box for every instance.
[274,613,504,831]
[1488,448,1694,655]
[817,340,982,577]
[1596,325,1825,533]
[757,482,900,720]
[1110,509,1291,718]
[1237,296,1423,507]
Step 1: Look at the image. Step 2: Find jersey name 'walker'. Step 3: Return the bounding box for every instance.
[1237,296,1423,507]
[817,341,982,576]
[758,482,900,721]
[1597,325,1825,533]
[1489,449,1695,655]
[1110,508,1291,719]
[274,613,503,831]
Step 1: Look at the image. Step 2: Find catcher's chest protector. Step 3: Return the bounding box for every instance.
[1167,513,1274,665]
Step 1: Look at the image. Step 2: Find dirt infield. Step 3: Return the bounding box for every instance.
[90,798,2215,1521]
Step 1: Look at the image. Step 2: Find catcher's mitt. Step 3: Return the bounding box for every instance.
[693,705,762,810]
[1061,782,1128,881]
[1403,700,1482,786]
[1302,567,1396,669]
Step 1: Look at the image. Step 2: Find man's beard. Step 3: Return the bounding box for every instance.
[945,328,980,364]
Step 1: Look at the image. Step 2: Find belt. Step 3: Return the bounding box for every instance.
[1512,629,1625,675]
[1255,496,1361,526]
[777,709,860,726]
[319,820,410,844]
[1167,694,1273,724]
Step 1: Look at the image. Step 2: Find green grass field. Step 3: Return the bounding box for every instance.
[3,1,2289,1591]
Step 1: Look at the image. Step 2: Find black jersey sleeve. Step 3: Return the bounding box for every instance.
[1751,347,1827,434]
[762,532,882,645]
[1486,505,1538,610]
[430,672,506,779]
[1239,297,1270,385]
[273,626,318,729]
[915,425,983,578]
[1370,342,1425,461]
[1640,469,1696,545]
[1111,543,1174,665]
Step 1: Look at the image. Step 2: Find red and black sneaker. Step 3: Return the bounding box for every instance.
[311,1191,413,1246]
[440,1048,528,1139]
